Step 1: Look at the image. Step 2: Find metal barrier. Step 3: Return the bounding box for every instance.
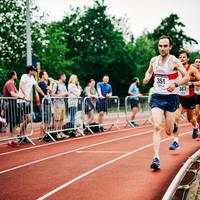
[162,149,200,200]
[83,96,120,134]
[41,97,84,141]
[125,96,151,127]
[0,97,35,145]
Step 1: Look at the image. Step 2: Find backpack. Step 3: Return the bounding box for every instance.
[84,122,104,134]
[63,122,77,137]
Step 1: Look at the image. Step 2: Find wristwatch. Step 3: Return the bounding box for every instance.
[174,83,179,88]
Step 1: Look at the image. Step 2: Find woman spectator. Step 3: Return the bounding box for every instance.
[68,75,82,128]
[84,79,98,124]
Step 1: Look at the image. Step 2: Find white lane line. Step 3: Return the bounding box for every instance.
[37,131,191,200]
[0,124,152,156]
[0,130,153,175]
[0,122,189,157]
[76,150,129,154]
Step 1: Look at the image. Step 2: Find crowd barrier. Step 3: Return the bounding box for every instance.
[83,96,120,134]
[125,96,151,127]
[0,97,35,145]
[41,97,85,141]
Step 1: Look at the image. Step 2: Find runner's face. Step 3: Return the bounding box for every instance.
[179,53,189,65]
[158,39,171,57]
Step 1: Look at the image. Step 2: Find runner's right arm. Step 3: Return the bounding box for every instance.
[143,58,155,85]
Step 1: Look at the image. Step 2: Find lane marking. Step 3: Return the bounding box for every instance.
[76,150,129,154]
[37,131,191,200]
[0,124,153,156]
[0,122,189,157]
[0,130,153,174]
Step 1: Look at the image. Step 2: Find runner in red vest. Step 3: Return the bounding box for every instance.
[143,36,189,170]
[170,51,200,150]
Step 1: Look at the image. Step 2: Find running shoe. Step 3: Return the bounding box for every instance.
[169,141,179,150]
[173,123,178,133]
[150,157,160,170]
[192,128,199,139]
[130,121,139,127]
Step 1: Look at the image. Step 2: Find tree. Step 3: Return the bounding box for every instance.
[60,0,135,96]
[149,13,198,56]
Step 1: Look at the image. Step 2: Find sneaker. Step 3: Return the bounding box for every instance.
[192,128,199,139]
[150,158,160,170]
[173,123,178,133]
[169,141,179,150]
[59,132,70,138]
[7,141,20,147]
[130,121,139,127]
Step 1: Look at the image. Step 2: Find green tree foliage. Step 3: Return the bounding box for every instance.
[149,13,198,57]
[60,0,135,96]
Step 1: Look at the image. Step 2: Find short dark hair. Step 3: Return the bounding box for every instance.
[39,70,46,79]
[179,50,190,58]
[132,77,139,83]
[7,71,16,80]
[158,35,172,46]
[26,65,37,73]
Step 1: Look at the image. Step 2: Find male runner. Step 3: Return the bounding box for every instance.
[170,51,200,150]
[143,36,189,170]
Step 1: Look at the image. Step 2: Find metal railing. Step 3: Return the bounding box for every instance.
[0,97,35,145]
[41,97,84,141]
[125,96,151,127]
[83,96,120,134]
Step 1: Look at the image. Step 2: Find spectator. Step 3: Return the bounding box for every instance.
[3,71,21,146]
[128,77,142,126]
[68,75,82,128]
[18,65,45,141]
[84,79,98,124]
[52,73,68,139]
[96,75,112,125]
[38,71,52,136]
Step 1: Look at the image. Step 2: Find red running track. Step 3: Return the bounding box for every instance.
[0,123,199,200]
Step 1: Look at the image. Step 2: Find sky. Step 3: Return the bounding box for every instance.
[34,0,200,50]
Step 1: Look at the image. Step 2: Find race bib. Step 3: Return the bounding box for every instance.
[195,86,200,95]
[178,85,189,96]
[154,75,169,90]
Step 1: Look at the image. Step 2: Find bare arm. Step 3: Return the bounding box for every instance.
[189,66,200,86]
[35,84,45,97]
[143,58,155,84]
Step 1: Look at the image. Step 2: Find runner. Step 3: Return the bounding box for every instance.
[143,35,189,170]
[170,51,200,150]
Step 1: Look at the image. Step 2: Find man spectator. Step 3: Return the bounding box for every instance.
[96,75,112,125]
[128,77,142,127]
[52,73,68,139]
[3,71,20,146]
[38,71,52,137]
[18,65,45,142]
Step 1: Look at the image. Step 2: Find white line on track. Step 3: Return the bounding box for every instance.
[37,131,191,200]
[0,124,153,156]
[0,129,153,174]
[76,150,129,154]
[0,122,190,157]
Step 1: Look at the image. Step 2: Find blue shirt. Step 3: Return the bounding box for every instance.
[97,82,112,97]
[129,83,139,100]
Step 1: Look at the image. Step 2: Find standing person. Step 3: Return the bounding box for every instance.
[3,71,21,146]
[68,74,82,128]
[18,66,45,140]
[52,73,68,139]
[84,79,98,124]
[170,51,200,150]
[38,71,53,136]
[143,35,189,170]
[96,75,112,125]
[128,77,142,127]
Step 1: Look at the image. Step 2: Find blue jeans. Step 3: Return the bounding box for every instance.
[69,107,77,127]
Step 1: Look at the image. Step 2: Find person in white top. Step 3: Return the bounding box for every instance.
[143,35,189,170]
[68,75,82,128]
[18,66,45,139]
